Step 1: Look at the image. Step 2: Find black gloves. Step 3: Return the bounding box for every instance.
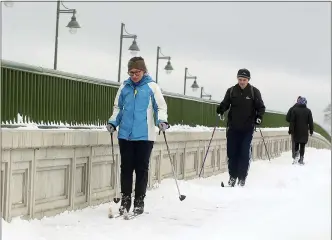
[255,116,262,125]
[216,106,222,115]
[106,123,116,133]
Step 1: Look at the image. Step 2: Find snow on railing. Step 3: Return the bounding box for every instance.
[1,113,328,143]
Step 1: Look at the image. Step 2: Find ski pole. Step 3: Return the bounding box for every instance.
[258,127,271,161]
[111,132,121,203]
[162,131,186,201]
[198,114,222,177]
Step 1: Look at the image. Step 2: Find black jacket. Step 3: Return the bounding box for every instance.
[217,84,266,131]
[289,104,314,144]
[286,103,298,123]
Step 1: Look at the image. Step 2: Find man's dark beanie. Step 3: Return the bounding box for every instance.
[237,68,251,80]
[128,56,147,72]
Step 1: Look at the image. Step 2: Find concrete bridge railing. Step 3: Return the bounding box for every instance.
[1,129,330,221]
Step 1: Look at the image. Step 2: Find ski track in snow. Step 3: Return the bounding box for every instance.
[2,148,331,240]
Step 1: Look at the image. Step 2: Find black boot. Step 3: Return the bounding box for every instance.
[133,195,145,215]
[238,178,246,187]
[228,176,236,187]
[119,194,131,215]
[298,156,305,165]
[292,150,299,164]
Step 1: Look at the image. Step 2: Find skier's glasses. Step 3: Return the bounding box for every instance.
[128,70,142,76]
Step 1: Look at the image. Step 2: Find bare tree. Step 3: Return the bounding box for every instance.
[324,103,331,123]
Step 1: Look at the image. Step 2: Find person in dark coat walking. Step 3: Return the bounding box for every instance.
[289,97,314,165]
[286,96,302,160]
[107,56,169,215]
[216,68,266,187]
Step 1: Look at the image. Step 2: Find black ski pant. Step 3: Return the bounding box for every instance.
[294,142,306,158]
[118,139,154,198]
[226,127,254,180]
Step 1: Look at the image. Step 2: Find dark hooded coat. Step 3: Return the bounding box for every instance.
[289,104,314,144]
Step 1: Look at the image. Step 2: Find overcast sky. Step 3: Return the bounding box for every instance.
[2,0,331,130]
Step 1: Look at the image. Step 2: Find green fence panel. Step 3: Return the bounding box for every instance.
[1,60,330,142]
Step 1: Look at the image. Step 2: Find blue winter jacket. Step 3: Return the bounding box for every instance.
[108,74,168,141]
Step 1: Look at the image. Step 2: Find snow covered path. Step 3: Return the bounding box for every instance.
[3,148,331,240]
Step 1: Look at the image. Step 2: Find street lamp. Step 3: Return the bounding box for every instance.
[54,0,81,70]
[155,46,174,83]
[3,0,14,7]
[184,67,199,95]
[117,22,140,83]
[200,87,212,100]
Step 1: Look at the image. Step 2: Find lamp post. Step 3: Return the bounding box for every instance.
[3,0,14,7]
[155,46,173,84]
[54,0,81,70]
[117,23,140,83]
[184,67,199,95]
[200,87,212,100]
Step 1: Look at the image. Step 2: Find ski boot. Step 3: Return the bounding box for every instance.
[292,151,300,164]
[133,195,145,215]
[238,178,246,187]
[228,177,236,187]
[119,194,131,215]
[298,156,305,165]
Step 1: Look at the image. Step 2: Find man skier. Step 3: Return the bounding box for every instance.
[107,56,169,215]
[286,96,301,160]
[216,68,266,187]
[289,96,314,165]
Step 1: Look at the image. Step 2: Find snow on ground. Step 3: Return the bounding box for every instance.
[3,148,331,240]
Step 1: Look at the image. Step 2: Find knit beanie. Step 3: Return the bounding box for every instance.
[237,68,251,80]
[297,96,307,105]
[128,57,147,72]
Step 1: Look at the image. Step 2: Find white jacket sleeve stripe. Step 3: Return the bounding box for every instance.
[108,84,125,126]
[148,82,168,122]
